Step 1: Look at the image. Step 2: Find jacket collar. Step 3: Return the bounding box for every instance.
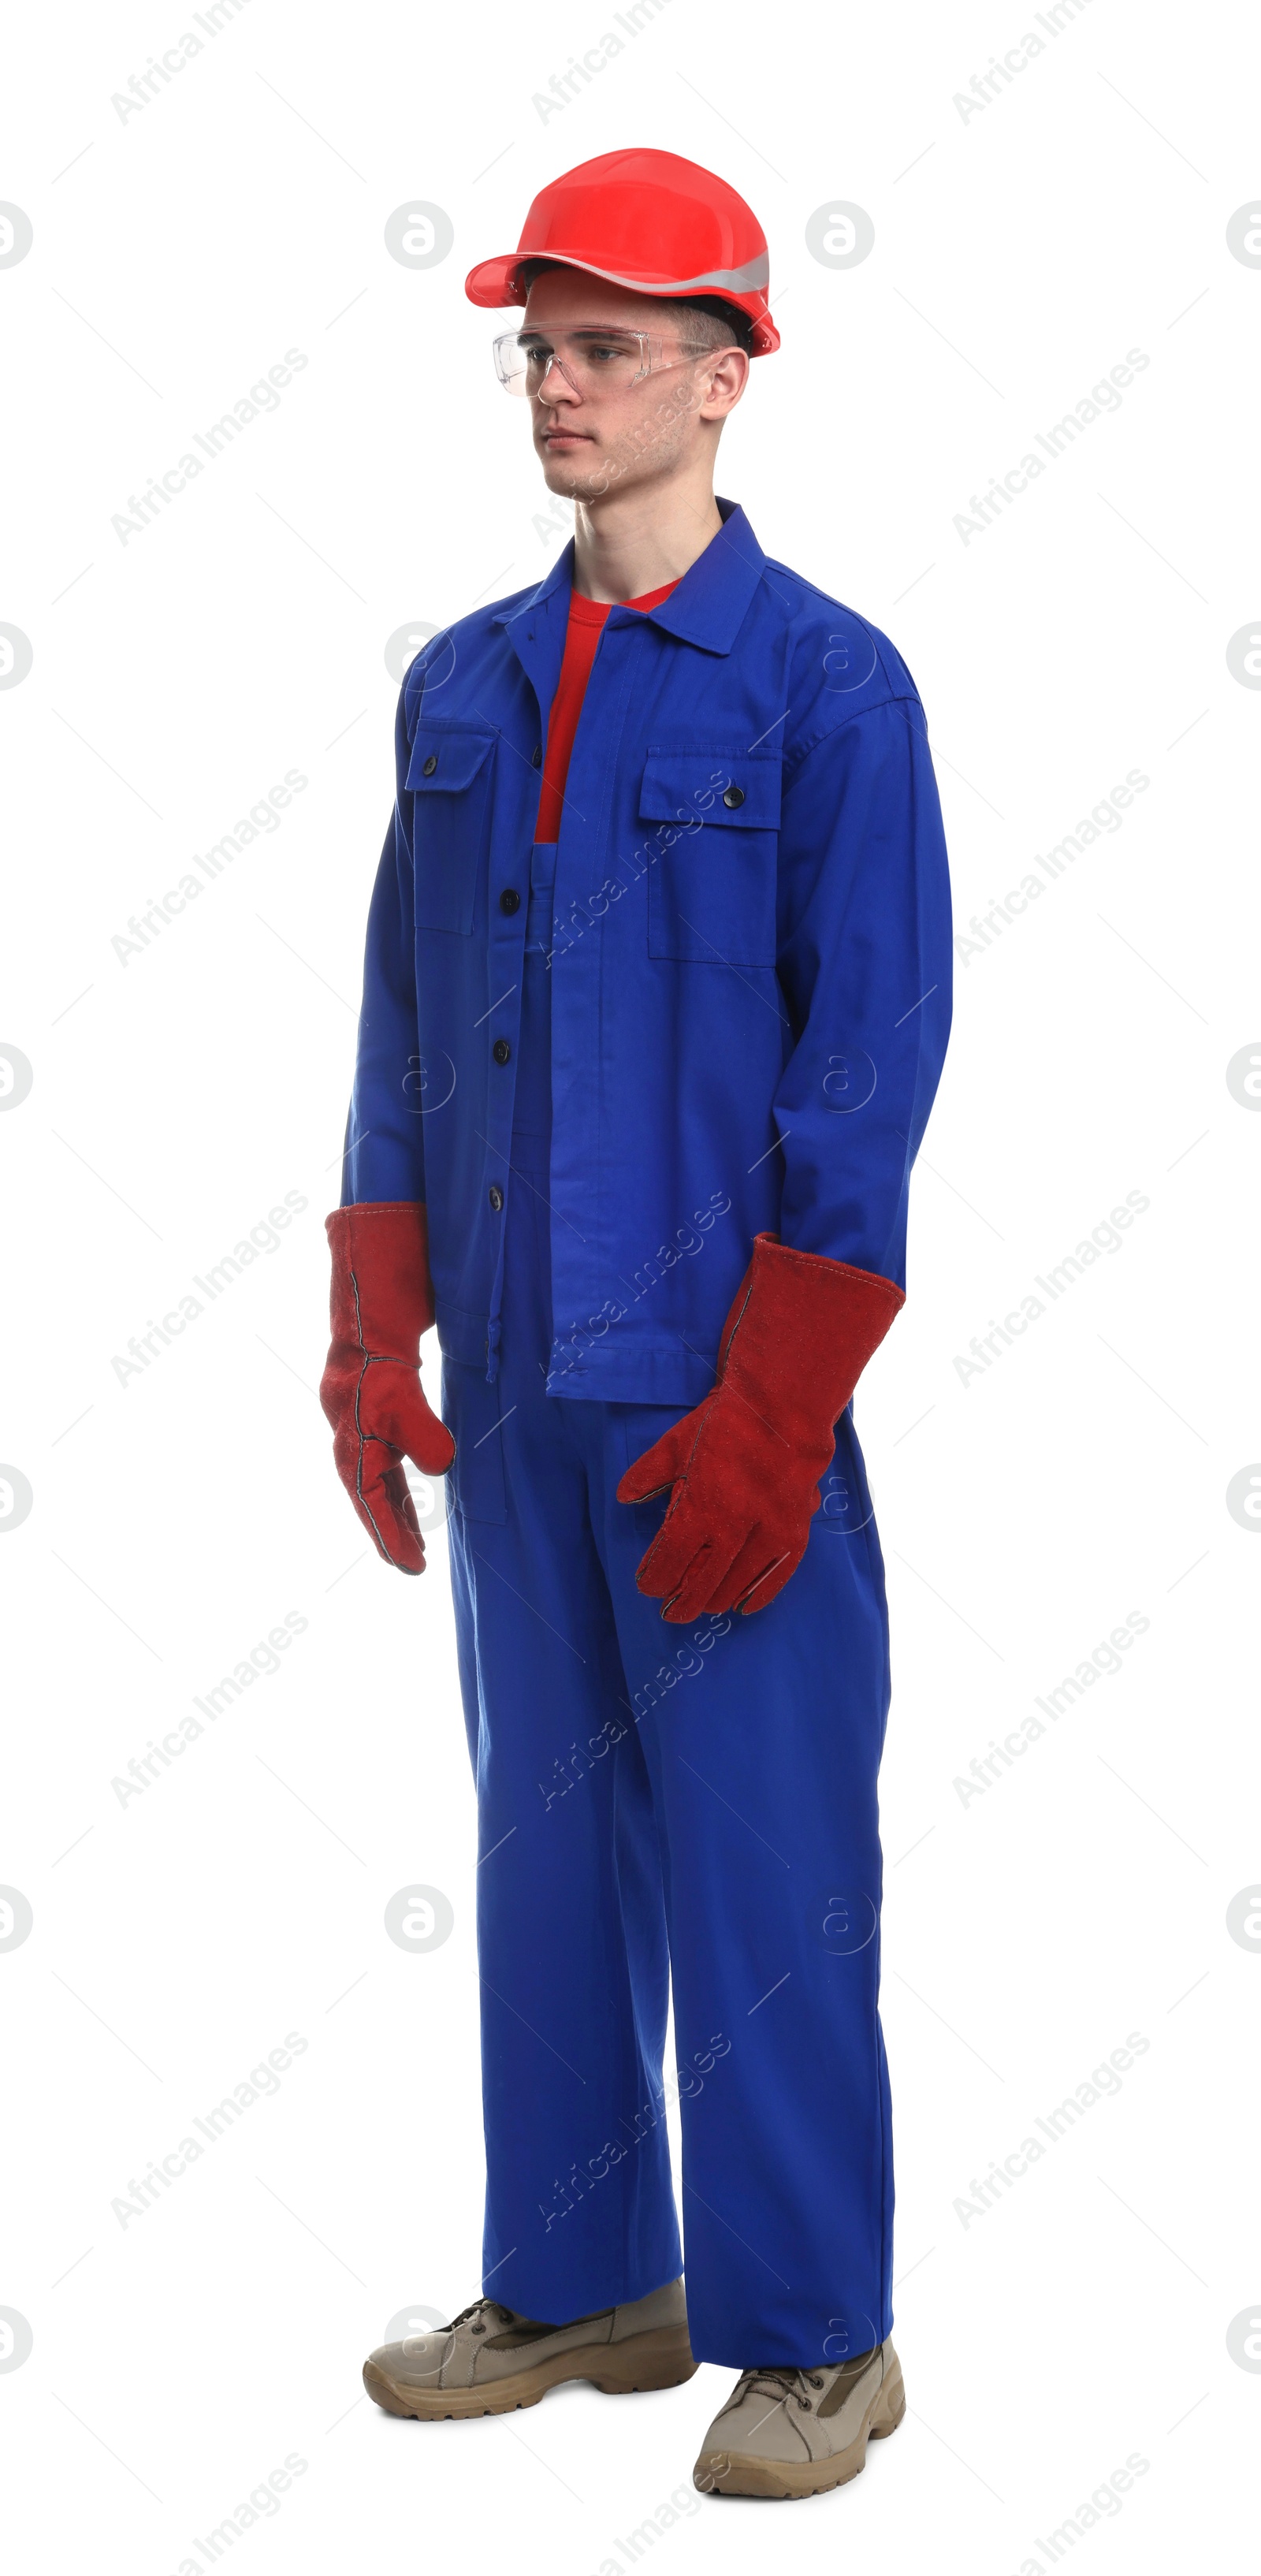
[494,497,765,661]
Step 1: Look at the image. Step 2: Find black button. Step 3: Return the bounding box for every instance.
[499,888,520,915]
[723,783,745,810]
[488,1185,504,1212]
[531,744,542,768]
[493,1038,511,1064]
[421,753,438,777]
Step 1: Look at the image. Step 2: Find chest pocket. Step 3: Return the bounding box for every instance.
[405,726,497,936]
[638,747,781,966]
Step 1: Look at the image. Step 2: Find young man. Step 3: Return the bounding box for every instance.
[321,148,952,2500]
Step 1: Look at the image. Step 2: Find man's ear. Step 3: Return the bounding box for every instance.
[697,347,750,419]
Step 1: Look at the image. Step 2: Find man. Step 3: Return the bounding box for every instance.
[321,148,952,2500]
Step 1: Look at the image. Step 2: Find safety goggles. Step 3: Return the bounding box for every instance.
[493,325,690,398]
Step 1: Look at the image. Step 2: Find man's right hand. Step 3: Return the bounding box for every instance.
[320,1202,456,1575]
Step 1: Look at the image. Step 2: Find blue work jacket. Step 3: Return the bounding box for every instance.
[342,498,953,1404]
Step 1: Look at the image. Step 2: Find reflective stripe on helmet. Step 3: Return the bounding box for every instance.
[523,254,771,296]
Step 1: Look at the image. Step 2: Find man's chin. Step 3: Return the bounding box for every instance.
[538,443,610,497]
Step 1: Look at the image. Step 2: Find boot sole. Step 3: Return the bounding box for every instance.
[694,2361,906,2499]
[364,2321,698,2419]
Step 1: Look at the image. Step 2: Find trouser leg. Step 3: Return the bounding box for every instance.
[446,1476,681,2316]
[588,1398,895,2368]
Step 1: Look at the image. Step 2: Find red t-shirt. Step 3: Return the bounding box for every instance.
[534,579,679,843]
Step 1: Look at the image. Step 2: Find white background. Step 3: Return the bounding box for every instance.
[2,0,1259,2568]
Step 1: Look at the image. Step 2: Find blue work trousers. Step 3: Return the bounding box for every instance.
[441,847,896,2368]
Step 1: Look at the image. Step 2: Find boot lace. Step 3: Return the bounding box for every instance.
[443,2297,515,2338]
[735,2366,825,2412]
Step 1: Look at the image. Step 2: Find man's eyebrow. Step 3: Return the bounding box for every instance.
[520,323,639,339]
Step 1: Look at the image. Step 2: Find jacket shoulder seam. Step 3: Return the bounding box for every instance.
[757,563,910,706]
[782,691,925,778]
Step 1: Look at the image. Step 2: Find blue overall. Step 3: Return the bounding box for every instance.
[340,502,952,2364]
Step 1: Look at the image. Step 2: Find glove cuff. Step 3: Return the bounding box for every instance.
[325,1201,437,1355]
[718,1230,905,1425]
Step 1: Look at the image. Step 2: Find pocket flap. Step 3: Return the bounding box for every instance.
[406,728,497,793]
[638,747,781,832]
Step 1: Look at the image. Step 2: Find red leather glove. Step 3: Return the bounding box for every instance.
[320,1202,455,1575]
[617,1232,903,1621]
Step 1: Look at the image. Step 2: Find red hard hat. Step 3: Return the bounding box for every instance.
[465,147,779,356]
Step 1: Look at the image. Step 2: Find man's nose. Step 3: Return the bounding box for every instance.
[534,354,582,405]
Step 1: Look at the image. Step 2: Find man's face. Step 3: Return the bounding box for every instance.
[516,266,746,502]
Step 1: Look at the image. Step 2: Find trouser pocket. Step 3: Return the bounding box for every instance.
[441,1358,508,1524]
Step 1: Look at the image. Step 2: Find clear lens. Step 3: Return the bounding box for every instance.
[493,327,660,396]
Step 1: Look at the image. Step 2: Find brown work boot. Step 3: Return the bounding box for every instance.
[364,2276,696,2419]
[693,2337,905,2498]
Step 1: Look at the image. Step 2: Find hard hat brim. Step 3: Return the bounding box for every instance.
[464,250,779,356]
